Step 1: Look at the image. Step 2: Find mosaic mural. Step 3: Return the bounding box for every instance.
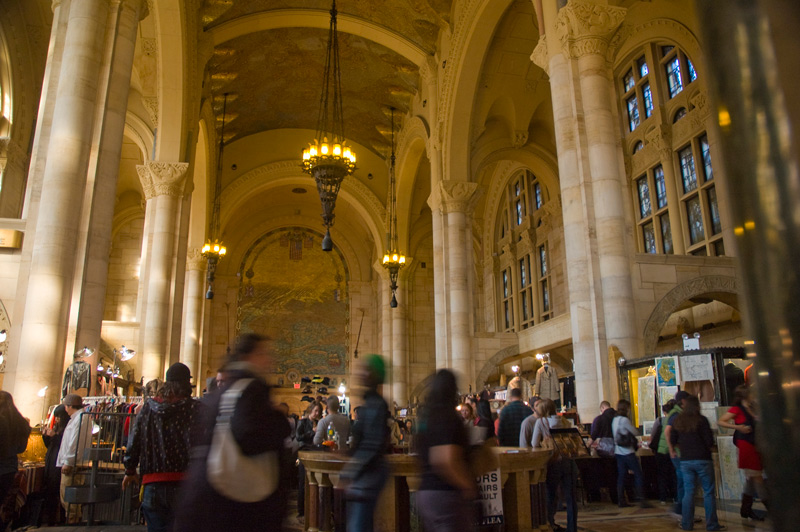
[236,228,349,379]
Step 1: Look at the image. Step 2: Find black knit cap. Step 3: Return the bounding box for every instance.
[166,362,192,383]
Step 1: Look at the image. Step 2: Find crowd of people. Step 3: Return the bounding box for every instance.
[0,343,771,532]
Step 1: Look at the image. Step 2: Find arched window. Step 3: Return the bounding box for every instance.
[495,169,552,332]
[618,42,724,257]
[633,141,644,154]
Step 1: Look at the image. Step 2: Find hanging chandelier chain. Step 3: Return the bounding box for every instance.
[389,108,398,252]
[316,0,345,143]
[211,93,228,240]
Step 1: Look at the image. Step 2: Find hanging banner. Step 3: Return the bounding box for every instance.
[477,468,504,526]
[655,356,680,387]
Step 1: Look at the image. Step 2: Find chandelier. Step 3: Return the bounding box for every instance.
[203,93,229,298]
[382,108,406,308]
[301,0,356,252]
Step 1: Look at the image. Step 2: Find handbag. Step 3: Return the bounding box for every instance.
[207,378,279,502]
[595,437,616,457]
[613,417,638,449]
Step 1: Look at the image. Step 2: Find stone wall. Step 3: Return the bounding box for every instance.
[104,215,144,321]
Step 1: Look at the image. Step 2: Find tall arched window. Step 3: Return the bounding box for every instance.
[495,169,553,332]
[620,42,724,256]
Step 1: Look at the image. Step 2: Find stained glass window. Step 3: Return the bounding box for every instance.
[673,108,687,122]
[688,58,697,82]
[687,196,705,244]
[637,176,652,218]
[643,83,653,118]
[502,270,508,298]
[542,283,550,312]
[638,56,649,78]
[516,200,523,225]
[627,95,640,132]
[679,146,697,193]
[666,56,683,98]
[654,166,667,209]
[700,135,713,181]
[660,214,673,254]
[633,141,643,154]
[519,258,527,288]
[707,186,721,235]
[623,70,635,92]
[643,221,656,254]
[539,245,547,276]
[534,182,542,209]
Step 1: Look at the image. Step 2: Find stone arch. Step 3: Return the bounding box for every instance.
[613,18,704,76]
[152,0,187,160]
[642,275,740,355]
[475,344,520,388]
[408,373,434,405]
[395,115,430,251]
[440,0,513,182]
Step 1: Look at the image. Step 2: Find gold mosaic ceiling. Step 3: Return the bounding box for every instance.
[202,0,452,155]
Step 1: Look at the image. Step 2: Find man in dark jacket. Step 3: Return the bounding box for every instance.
[590,401,616,439]
[174,334,290,532]
[122,362,203,532]
[497,388,533,446]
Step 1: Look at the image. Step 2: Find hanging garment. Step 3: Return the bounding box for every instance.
[61,361,92,398]
[535,365,560,401]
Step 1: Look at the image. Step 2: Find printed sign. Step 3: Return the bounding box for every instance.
[477,468,503,525]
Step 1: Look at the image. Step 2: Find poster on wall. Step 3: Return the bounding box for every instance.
[680,353,715,382]
[659,386,679,406]
[655,356,680,387]
[477,469,504,526]
[637,375,657,424]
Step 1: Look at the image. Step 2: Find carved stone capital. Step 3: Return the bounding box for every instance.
[52,0,62,11]
[186,248,207,271]
[555,1,626,59]
[136,161,190,200]
[646,124,672,158]
[530,35,549,74]
[513,130,529,149]
[427,180,482,214]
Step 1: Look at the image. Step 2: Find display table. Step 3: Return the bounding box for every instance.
[299,447,551,532]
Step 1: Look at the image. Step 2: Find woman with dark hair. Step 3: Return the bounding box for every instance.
[0,391,30,529]
[41,405,71,525]
[295,401,322,519]
[670,396,726,531]
[416,369,478,532]
[717,385,766,520]
[475,399,496,441]
[175,334,290,532]
[612,399,650,508]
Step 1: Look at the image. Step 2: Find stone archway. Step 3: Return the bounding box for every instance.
[408,374,434,405]
[642,275,739,355]
[475,344,520,389]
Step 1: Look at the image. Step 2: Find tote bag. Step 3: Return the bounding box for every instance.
[207,378,279,502]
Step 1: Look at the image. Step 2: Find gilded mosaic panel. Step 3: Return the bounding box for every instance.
[237,227,349,378]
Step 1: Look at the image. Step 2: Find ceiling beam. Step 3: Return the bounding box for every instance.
[207,9,430,67]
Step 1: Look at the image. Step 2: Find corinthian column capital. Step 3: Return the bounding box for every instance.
[530,35,549,75]
[427,180,482,214]
[555,0,626,59]
[136,161,190,200]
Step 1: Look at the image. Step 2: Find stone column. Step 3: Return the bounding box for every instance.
[181,248,206,380]
[378,269,393,406]
[71,0,148,358]
[12,0,122,417]
[391,280,408,407]
[534,1,637,421]
[426,144,450,371]
[429,181,481,386]
[137,161,190,381]
[0,138,30,218]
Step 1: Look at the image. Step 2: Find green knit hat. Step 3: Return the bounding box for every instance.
[364,354,386,385]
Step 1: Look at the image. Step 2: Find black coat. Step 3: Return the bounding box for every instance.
[175,365,291,532]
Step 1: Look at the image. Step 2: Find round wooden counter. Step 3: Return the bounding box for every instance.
[299,447,551,532]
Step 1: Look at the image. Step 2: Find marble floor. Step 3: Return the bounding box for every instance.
[556,500,771,532]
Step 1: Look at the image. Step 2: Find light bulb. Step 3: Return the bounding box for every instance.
[321,143,329,155]
[37,386,48,397]
[310,146,318,157]
[392,253,398,262]
[213,244,220,253]
[0,329,6,342]
[0,354,4,365]
[219,246,226,256]
[302,149,310,160]
[343,148,351,160]
[383,255,389,264]
[399,256,406,264]
[97,363,104,371]
[333,144,342,156]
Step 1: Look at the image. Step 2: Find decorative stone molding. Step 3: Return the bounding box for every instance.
[142,97,158,127]
[646,124,672,159]
[555,0,626,59]
[396,115,431,166]
[530,35,549,74]
[136,161,190,200]
[427,180,482,214]
[512,130,529,149]
[186,248,207,271]
[642,275,739,355]
[141,38,157,57]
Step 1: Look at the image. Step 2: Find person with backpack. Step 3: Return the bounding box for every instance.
[612,399,650,508]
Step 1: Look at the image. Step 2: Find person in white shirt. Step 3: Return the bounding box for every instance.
[313,395,351,449]
[56,394,94,524]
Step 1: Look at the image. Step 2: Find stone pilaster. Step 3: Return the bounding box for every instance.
[180,248,206,383]
[137,161,190,381]
[0,138,30,218]
[391,273,410,407]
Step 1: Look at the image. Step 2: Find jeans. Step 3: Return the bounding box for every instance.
[672,457,684,514]
[546,459,578,532]
[680,460,720,531]
[615,453,644,504]
[142,482,180,532]
[656,452,677,501]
